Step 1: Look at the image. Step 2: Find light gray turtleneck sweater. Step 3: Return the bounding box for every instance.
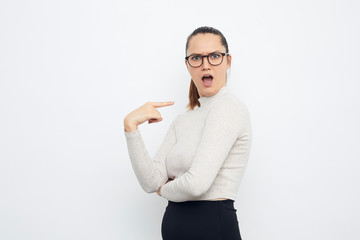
[124,86,252,202]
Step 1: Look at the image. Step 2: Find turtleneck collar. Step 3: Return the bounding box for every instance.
[198,85,229,108]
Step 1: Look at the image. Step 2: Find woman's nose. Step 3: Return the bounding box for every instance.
[202,57,211,69]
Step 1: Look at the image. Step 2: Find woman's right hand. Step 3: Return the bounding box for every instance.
[157,178,174,196]
[124,101,175,132]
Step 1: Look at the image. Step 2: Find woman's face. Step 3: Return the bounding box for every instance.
[185,33,231,98]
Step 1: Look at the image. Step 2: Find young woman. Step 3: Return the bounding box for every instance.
[124,26,252,240]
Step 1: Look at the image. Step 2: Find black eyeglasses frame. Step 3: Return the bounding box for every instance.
[185,52,229,68]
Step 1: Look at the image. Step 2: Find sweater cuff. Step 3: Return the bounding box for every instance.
[124,127,140,139]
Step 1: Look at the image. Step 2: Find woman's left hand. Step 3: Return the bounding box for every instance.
[157,178,174,196]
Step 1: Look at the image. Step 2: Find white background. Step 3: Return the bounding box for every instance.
[1,0,359,239]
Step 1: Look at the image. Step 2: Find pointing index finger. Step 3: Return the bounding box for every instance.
[152,101,175,108]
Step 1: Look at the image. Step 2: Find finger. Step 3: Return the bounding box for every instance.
[148,118,162,124]
[152,101,175,108]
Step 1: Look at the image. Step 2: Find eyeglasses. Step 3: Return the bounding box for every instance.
[185,52,229,68]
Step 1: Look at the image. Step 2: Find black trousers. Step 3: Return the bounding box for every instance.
[161,199,242,240]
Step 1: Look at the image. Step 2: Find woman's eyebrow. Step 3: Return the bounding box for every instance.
[189,50,222,55]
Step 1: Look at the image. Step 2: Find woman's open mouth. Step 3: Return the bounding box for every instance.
[202,74,213,87]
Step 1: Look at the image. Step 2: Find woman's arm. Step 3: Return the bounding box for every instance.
[124,118,177,193]
[159,99,250,202]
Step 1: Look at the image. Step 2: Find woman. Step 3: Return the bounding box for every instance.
[123,26,252,240]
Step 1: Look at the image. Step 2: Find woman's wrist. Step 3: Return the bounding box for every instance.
[157,186,162,196]
[124,118,138,132]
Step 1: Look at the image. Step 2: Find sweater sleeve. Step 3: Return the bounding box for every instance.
[124,118,177,193]
[160,100,249,202]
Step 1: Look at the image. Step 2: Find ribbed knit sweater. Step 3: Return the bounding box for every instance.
[124,86,252,202]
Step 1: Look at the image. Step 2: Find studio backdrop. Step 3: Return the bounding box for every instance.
[0,0,359,239]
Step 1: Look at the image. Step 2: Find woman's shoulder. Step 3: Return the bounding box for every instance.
[215,91,250,116]
[213,92,252,134]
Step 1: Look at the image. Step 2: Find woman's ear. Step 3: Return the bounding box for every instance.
[226,54,232,69]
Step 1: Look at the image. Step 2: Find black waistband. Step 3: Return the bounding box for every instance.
[168,199,234,206]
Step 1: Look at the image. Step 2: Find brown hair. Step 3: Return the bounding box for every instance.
[185,26,230,111]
